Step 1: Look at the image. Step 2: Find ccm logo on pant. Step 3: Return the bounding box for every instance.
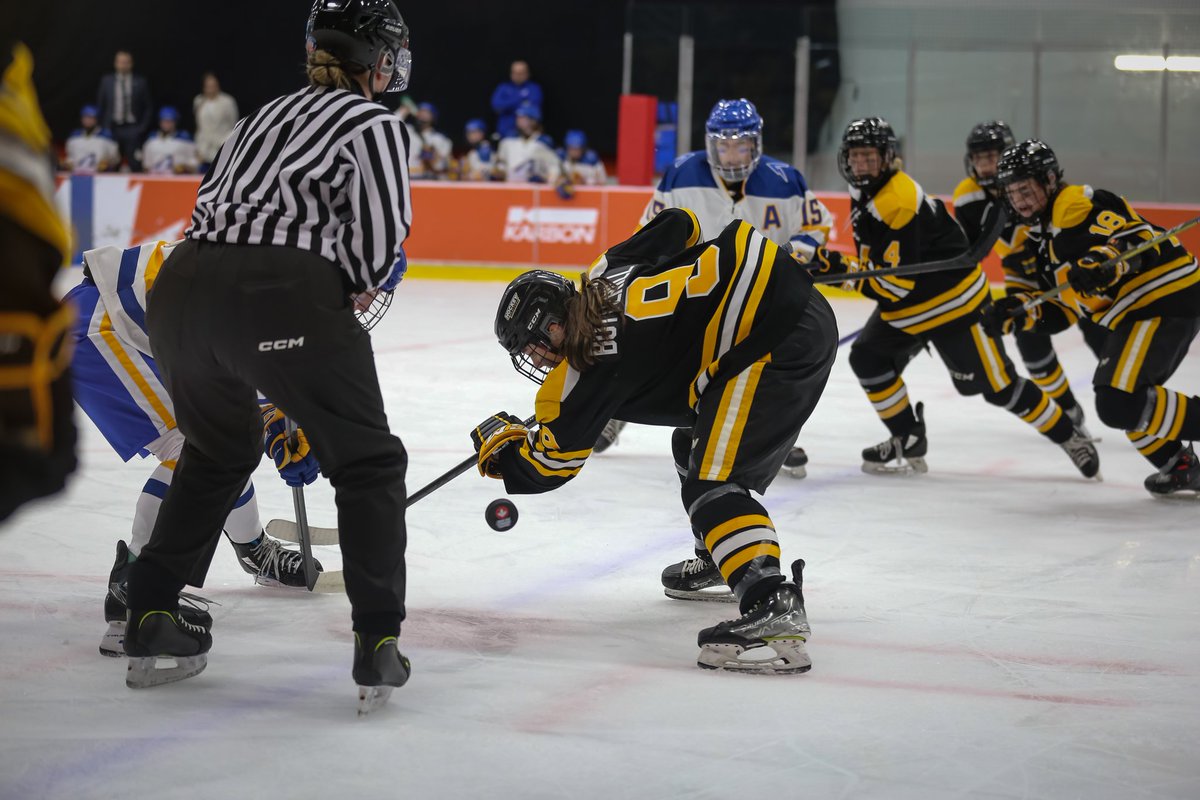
[258,337,305,352]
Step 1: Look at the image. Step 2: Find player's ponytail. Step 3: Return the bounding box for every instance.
[306,49,358,92]
[561,274,621,370]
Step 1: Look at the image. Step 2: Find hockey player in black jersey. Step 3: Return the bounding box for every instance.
[474,208,838,673]
[953,121,1104,436]
[994,140,1200,496]
[808,117,1099,478]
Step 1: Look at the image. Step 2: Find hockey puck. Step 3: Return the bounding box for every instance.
[485,498,518,532]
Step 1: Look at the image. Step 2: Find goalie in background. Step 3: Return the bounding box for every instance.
[475,208,838,674]
[62,240,325,658]
[0,42,78,524]
[806,117,1099,480]
[994,140,1200,497]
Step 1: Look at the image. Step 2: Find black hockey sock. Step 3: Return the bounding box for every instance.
[1127,431,1183,471]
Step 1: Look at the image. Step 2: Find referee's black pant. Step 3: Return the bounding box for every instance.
[129,239,408,635]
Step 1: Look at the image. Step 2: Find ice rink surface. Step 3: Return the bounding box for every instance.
[3,278,1199,800]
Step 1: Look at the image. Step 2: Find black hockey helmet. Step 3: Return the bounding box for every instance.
[495,270,577,384]
[306,0,412,93]
[964,120,1015,188]
[838,117,898,191]
[995,139,1064,221]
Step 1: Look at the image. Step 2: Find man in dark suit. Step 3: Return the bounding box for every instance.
[96,50,152,171]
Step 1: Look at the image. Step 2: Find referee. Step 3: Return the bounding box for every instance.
[124,0,414,709]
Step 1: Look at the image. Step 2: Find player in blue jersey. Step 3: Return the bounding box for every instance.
[63,241,324,657]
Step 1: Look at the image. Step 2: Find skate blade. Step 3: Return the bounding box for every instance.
[126,654,207,688]
[781,464,807,479]
[1149,490,1200,501]
[697,639,812,674]
[663,587,737,603]
[862,457,927,476]
[357,685,394,716]
[251,569,343,593]
[99,621,125,657]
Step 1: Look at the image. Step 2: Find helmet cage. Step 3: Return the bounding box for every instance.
[995,139,1064,222]
[838,118,897,191]
[704,99,763,183]
[495,271,575,385]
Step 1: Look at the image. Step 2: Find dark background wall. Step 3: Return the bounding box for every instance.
[12,0,836,158]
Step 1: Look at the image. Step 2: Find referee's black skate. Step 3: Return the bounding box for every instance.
[1145,444,1200,497]
[661,552,734,602]
[124,608,213,688]
[697,559,811,674]
[593,419,627,454]
[862,402,928,475]
[780,446,808,479]
[353,632,411,716]
[100,540,213,657]
[231,530,322,588]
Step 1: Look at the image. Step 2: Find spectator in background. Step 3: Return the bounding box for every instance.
[559,129,606,185]
[490,59,542,140]
[393,94,418,141]
[493,102,561,184]
[408,102,452,180]
[454,118,495,181]
[62,105,119,173]
[142,107,198,174]
[96,50,152,171]
[192,72,238,171]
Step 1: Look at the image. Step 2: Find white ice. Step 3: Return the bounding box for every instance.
[3,278,1199,800]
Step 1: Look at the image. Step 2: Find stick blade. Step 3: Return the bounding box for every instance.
[266,519,340,546]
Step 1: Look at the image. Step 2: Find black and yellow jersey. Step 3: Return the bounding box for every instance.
[848,170,981,335]
[1037,185,1200,331]
[495,208,817,494]
[951,175,1037,292]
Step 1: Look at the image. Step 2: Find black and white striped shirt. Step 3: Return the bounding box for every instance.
[187,85,411,292]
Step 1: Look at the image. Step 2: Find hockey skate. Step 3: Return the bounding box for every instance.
[593,419,627,454]
[862,402,928,475]
[231,531,322,588]
[100,540,213,657]
[780,446,808,479]
[1059,427,1102,480]
[662,552,734,602]
[124,608,213,688]
[1145,444,1200,498]
[697,559,811,674]
[353,632,411,716]
[1066,404,1101,443]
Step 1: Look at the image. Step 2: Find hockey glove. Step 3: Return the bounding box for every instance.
[804,247,857,275]
[1000,246,1038,278]
[982,293,1041,337]
[555,176,575,200]
[381,247,407,292]
[471,412,529,479]
[1067,243,1128,297]
[261,405,320,487]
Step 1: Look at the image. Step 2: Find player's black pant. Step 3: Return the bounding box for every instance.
[128,239,408,635]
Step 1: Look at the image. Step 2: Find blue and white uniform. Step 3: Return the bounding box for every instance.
[64,127,119,173]
[64,241,262,555]
[142,130,198,174]
[641,152,832,260]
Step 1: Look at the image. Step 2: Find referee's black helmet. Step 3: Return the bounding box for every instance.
[306,0,412,92]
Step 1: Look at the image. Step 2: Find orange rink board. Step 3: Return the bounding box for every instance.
[57,175,1200,283]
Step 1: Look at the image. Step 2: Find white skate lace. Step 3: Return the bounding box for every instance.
[681,556,713,576]
[1062,433,1094,468]
[250,537,305,580]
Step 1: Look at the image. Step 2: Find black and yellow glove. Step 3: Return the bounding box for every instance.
[804,247,859,275]
[470,412,529,479]
[1000,246,1038,278]
[1067,243,1128,297]
[982,293,1041,337]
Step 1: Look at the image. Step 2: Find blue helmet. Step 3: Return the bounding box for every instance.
[516,102,541,122]
[465,118,486,133]
[159,106,180,123]
[80,104,99,118]
[564,129,586,149]
[417,101,436,118]
[705,98,763,183]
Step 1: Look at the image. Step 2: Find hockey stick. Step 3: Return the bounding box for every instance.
[285,419,322,592]
[269,414,538,545]
[1021,215,1200,312]
[810,203,1007,285]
